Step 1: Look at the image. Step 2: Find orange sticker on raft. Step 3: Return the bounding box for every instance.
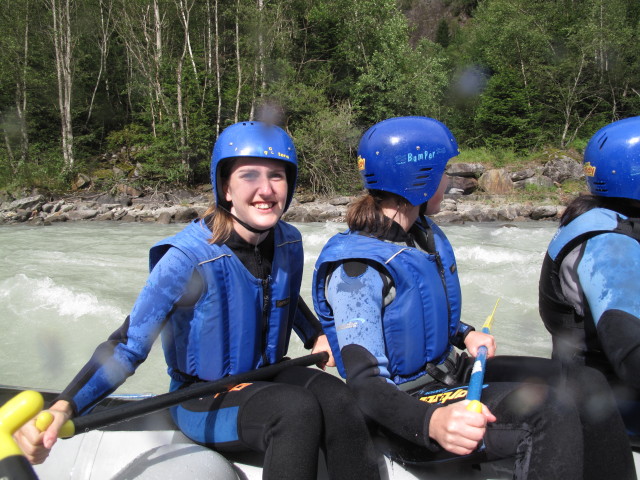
[357,156,366,171]
[584,162,596,177]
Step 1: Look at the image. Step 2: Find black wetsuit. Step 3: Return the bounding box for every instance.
[318,220,635,480]
[175,230,381,480]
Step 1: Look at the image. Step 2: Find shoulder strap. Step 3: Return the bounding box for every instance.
[614,216,640,240]
[555,214,640,266]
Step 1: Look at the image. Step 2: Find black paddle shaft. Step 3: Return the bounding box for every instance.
[72,352,328,435]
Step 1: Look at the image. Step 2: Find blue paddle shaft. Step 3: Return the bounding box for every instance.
[467,325,492,403]
[466,346,487,402]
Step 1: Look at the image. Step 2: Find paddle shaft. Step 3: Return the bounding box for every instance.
[465,338,489,408]
[47,352,328,437]
[466,299,500,413]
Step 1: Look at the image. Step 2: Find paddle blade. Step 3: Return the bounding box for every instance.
[482,298,500,333]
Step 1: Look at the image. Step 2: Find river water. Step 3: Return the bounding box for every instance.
[0,220,557,395]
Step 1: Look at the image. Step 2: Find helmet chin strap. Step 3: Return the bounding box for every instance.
[219,205,273,235]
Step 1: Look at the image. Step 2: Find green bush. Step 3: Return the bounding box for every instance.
[293,103,361,196]
[456,146,537,169]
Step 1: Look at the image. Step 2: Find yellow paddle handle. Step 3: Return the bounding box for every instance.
[0,390,44,460]
[35,411,75,438]
[466,400,483,413]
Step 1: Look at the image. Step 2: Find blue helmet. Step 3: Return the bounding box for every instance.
[357,116,459,206]
[211,121,298,211]
[584,116,640,201]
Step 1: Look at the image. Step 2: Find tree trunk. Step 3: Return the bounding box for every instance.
[153,0,163,127]
[86,0,113,126]
[249,0,264,121]
[214,0,221,134]
[234,0,242,123]
[16,1,30,167]
[117,0,166,137]
[47,0,75,171]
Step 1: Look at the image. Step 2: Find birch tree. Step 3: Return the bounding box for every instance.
[45,0,75,171]
[117,0,168,137]
[234,0,242,122]
[85,0,115,126]
[174,0,196,164]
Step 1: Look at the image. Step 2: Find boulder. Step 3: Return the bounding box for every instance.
[513,175,555,190]
[543,156,584,183]
[7,195,45,212]
[157,211,173,224]
[447,176,478,195]
[66,209,99,221]
[173,207,198,223]
[73,173,92,190]
[530,205,559,220]
[328,196,353,206]
[510,168,535,182]
[496,205,520,221]
[447,163,486,178]
[116,184,142,197]
[478,169,513,194]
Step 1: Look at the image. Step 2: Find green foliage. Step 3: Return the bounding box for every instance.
[558,178,587,196]
[435,20,450,48]
[473,70,544,150]
[0,0,639,195]
[354,38,449,123]
[104,123,191,187]
[523,182,554,194]
[0,147,69,192]
[293,102,361,195]
[106,124,153,163]
[456,146,538,169]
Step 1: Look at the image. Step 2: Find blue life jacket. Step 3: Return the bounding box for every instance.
[540,207,640,438]
[313,218,462,382]
[150,219,304,382]
[540,208,638,357]
[546,208,630,262]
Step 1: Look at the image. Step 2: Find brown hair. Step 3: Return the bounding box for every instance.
[346,190,410,235]
[202,206,234,245]
[203,158,236,245]
[561,193,640,227]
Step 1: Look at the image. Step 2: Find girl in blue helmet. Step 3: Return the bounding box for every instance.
[312,116,635,479]
[540,116,640,444]
[15,121,381,479]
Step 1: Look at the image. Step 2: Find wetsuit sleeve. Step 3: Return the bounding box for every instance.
[450,322,475,350]
[293,297,324,349]
[327,263,441,450]
[56,247,196,415]
[573,234,640,389]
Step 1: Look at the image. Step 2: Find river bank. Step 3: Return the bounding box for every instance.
[0,186,569,226]
[0,154,586,226]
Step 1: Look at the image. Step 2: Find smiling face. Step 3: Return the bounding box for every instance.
[223,157,288,241]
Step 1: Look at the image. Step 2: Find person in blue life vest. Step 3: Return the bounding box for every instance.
[539,116,640,444]
[14,121,381,480]
[312,116,636,480]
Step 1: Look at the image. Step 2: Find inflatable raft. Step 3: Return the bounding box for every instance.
[1,386,638,480]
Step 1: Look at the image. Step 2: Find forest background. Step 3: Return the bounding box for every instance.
[1,0,638,198]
